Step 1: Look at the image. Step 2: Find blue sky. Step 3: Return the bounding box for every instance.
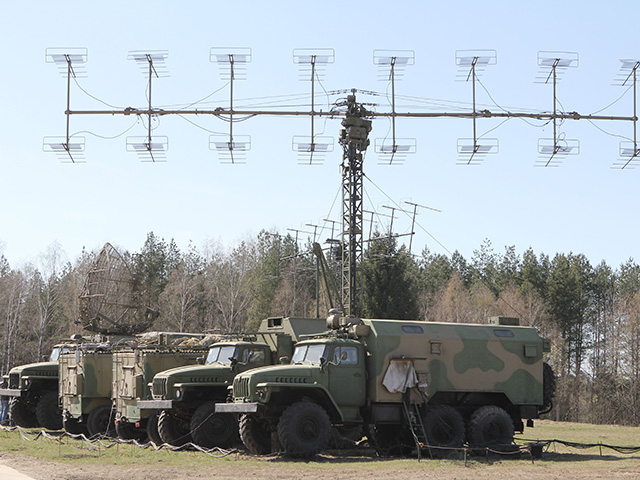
[1,0,639,268]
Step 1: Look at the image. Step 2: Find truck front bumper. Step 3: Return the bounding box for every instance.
[137,399,174,410]
[0,388,23,397]
[215,402,258,413]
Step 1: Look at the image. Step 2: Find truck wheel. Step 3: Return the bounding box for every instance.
[541,362,556,414]
[146,411,163,445]
[239,414,272,455]
[190,401,238,449]
[115,420,148,442]
[63,417,88,436]
[87,405,116,438]
[467,405,514,449]
[158,411,192,447]
[422,405,465,448]
[8,398,38,428]
[35,391,62,430]
[277,401,331,457]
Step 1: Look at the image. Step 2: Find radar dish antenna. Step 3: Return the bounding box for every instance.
[373,50,416,165]
[79,243,157,335]
[535,51,580,166]
[126,50,169,162]
[209,47,252,164]
[292,48,335,165]
[44,48,88,163]
[455,50,499,165]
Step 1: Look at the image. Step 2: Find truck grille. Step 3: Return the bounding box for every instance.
[152,377,167,398]
[234,377,250,398]
[9,373,19,389]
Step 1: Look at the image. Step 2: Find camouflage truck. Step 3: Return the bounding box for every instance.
[216,313,556,457]
[137,317,327,448]
[112,332,207,442]
[59,337,135,436]
[0,337,93,430]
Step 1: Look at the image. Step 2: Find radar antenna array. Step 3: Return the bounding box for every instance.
[373,50,417,165]
[209,47,252,164]
[292,49,335,165]
[534,51,580,167]
[613,59,640,169]
[45,47,640,316]
[43,48,88,163]
[455,50,499,165]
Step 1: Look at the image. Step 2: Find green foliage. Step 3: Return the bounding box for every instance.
[361,233,419,319]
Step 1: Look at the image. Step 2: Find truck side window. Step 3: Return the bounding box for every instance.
[246,348,265,365]
[332,346,358,365]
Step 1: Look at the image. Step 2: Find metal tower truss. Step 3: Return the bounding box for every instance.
[44,47,640,315]
[373,50,416,165]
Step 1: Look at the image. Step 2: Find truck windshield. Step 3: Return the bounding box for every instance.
[291,344,329,365]
[49,347,70,362]
[206,345,238,365]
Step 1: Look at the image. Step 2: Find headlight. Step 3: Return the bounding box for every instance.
[175,387,182,399]
[22,378,30,388]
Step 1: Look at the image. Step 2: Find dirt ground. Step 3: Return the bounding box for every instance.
[1,448,639,480]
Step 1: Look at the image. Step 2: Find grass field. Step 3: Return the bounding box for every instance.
[0,420,638,480]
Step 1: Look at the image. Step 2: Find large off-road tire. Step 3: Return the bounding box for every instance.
[422,405,465,449]
[467,405,514,449]
[63,417,88,436]
[277,401,331,457]
[146,411,163,445]
[158,411,192,447]
[238,414,272,455]
[371,424,414,457]
[8,397,38,428]
[115,420,148,442]
[541,362,557,414]
[87,405,117,438]
[35,391,62,430]
[190,401,238,449]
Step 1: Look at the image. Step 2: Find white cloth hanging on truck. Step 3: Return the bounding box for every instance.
[382,359,419,393]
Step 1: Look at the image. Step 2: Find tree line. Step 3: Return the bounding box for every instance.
[1,232,639,427]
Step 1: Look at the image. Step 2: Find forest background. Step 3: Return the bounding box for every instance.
[1,230,639,428]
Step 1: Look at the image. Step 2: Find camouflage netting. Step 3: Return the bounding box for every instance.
[79,243,158,335]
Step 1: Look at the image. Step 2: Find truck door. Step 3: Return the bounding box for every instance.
[327,345,366,409]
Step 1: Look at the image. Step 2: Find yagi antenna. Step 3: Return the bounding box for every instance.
[612,59,640,169]
[43,48,88,163]
[209,47,252,164]
[535,51,580,167]
[126,50,169,162]
[292,48,335,165]
[373,50,417,165]
[455,50,499,165]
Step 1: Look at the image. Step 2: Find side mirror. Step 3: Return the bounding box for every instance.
[229,357,238,367]
[279,356,290,364]
[196,356,205,365]
[340,351,348,362]
[42,355,49,362]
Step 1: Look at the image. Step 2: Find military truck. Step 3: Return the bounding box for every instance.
[112,332,207,442]
[216,313,556,457]
[0,338,90,430]
[137,317,327,448]
[59,337,136,436]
